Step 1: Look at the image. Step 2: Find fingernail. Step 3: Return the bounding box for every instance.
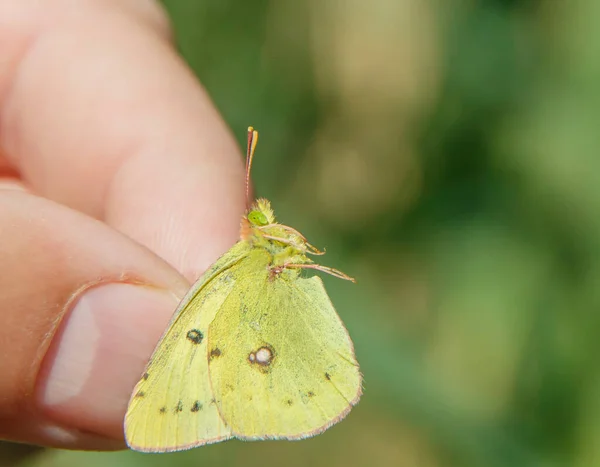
[10,419,125,451]
[35,423,124,450]
[38,283,178,441]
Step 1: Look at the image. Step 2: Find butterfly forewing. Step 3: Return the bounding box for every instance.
[124,242,251,452]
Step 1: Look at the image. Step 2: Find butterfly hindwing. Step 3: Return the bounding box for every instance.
[207,248,362,439]
[124,242,251,452]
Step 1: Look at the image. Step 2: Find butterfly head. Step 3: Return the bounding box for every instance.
[247,198,276,226]
[240,198,279,241]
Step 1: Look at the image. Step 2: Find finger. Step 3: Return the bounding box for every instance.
[0,0,246,282]
[0,190,190,450]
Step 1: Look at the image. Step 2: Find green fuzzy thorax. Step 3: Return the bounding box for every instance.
[245,198,313,270]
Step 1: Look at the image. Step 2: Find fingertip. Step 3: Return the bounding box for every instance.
[37,283,179,443]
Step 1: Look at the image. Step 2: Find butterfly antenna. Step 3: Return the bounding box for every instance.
[245,127,259,209]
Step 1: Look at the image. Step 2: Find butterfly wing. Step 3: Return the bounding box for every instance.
[208,248,362,440]
[124,242,251,452]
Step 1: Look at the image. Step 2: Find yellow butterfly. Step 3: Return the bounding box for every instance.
[124,127,362,452]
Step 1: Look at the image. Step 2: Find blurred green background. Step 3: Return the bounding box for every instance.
[9,0,600,466]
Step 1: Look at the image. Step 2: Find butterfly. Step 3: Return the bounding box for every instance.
[124,127,362,452]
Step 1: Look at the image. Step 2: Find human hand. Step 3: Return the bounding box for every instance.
[0,0,245,450]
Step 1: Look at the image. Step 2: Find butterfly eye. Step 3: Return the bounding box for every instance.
[248,210,268,226]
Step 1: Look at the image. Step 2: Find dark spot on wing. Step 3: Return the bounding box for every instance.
[210,398,216,405]
[325,372,331,381]
[175,401,183,413]
[307,391,315,398]
[142,372,149,380]
[159,407,167,414]
[135,390,145,398]
[210,348,222,360]
[286,399,293,406]
[186,329,203,344]
[191,401,202,412]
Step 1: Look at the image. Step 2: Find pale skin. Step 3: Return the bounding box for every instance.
[0,0,246,451]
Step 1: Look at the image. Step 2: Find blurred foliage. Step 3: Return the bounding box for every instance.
[15,0,600,466]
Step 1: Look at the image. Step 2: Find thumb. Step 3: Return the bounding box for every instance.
[0,190,191,450]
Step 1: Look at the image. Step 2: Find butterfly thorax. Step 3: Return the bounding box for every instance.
[241,198,313,278]
[240,198,354,283]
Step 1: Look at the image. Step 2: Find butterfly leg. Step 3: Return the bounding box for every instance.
[258,224,325,256]
[279,263,356,283]
[274,224,326,255]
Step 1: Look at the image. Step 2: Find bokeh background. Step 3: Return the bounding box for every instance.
[6,0,600,466]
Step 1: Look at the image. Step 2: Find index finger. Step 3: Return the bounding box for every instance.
[0,0,246,281]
